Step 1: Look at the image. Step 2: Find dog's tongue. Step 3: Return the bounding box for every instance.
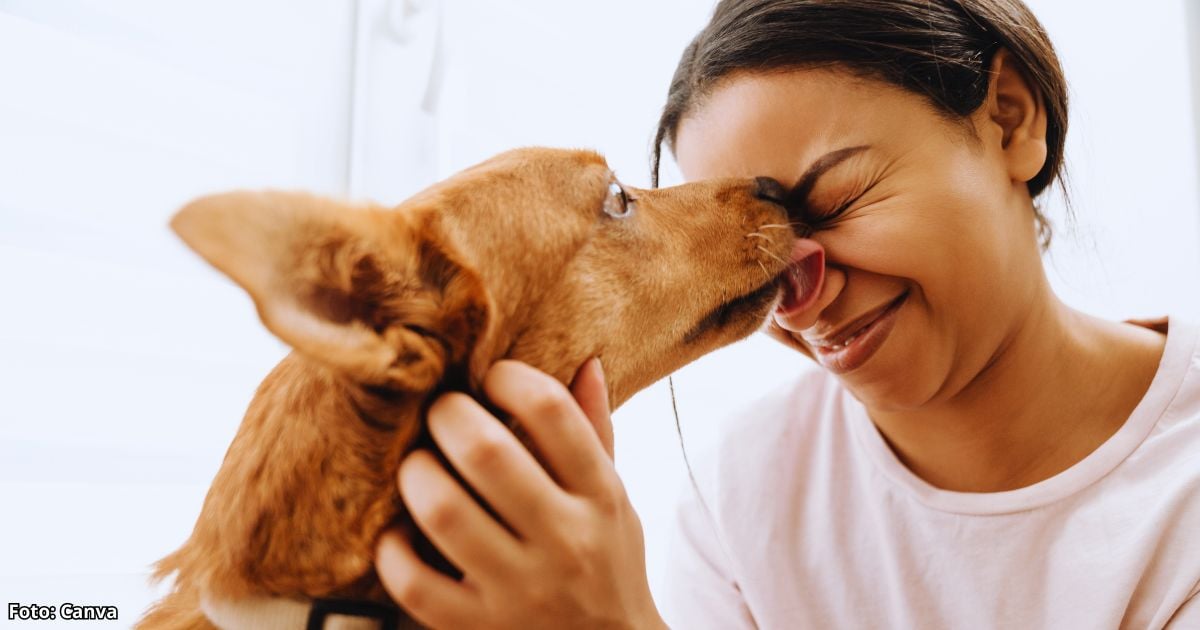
[777,240,825,316]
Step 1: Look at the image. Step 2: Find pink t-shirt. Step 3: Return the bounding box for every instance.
[661,319,1200,629]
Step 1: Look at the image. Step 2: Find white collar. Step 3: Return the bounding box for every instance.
[200,593,402,630]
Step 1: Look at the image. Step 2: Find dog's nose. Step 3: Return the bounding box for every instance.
[753,177,788,205]
[754,176,814,237]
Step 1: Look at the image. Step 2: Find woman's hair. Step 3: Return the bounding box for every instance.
[652,0,1069,246]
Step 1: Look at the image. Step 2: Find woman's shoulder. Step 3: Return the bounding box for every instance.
[1137,316,1200,432]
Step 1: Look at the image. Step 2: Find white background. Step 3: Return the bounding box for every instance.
[1,0,1198,625]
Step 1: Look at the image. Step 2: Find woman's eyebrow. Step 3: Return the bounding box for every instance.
[785,145,871,206]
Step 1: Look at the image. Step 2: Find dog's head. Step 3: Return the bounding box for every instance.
[173,148,812,407]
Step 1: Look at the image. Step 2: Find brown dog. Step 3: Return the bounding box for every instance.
[138,148,809,629]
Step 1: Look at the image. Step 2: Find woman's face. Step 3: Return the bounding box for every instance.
[674,69,1046,411]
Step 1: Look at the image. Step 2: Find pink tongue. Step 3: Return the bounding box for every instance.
[780,240,824,313]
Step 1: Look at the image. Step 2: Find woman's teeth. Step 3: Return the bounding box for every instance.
[828,327,866,351]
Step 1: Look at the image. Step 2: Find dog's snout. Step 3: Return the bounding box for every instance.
[753,177,788,205]
[752,176,814,238]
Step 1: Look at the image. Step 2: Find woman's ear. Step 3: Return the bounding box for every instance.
[171,190,492,392]
[984,48,1049,184]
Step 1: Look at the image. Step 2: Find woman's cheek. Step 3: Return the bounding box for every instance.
[825,203,939,281]
[865,306,955,410]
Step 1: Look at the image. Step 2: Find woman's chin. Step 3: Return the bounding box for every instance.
[835,329,940,411]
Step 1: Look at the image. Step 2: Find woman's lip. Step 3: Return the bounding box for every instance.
[811,292,908,374]
[806,293,902,349]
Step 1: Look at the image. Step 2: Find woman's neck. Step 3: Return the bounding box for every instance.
[867,293,1166,493]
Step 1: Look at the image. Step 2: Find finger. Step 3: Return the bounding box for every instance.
[484,360,614,496]
[398,450,524,581]
[427,392,565,538]
[569,357,614,459]
[376,528,480,629]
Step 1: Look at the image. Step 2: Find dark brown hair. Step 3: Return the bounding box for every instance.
[651,0,1069,246]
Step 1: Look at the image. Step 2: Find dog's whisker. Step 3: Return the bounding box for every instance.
[757,260,771,281]
[756,245,789,267]
[760,222,815,238]
[745,232,771,241]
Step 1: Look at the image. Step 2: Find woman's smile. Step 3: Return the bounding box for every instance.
[671,67,1050,408]
[804,290,909,374]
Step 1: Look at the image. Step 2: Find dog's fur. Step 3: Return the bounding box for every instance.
[138,148,797,628]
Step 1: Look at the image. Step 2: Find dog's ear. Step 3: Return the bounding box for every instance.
[171,190,492,392]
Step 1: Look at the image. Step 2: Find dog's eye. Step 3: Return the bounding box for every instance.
[603,181,635,219]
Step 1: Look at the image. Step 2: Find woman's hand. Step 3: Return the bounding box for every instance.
[375,358,668,629]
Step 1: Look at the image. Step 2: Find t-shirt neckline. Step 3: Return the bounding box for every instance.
[845,317,1198,515]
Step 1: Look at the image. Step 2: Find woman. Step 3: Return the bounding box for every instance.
[374,1,1200,627]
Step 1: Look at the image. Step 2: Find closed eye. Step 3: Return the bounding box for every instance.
[820,195,858,221]
[809,178,878,226]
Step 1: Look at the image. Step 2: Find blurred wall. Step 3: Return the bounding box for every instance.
[1191,0,1200,188]
[0,0,354,617]
[1,0,1197,620]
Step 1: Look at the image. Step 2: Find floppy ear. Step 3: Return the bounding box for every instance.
[171,190,492,392]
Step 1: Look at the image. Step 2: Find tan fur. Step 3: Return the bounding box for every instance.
[139,148,796,628]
